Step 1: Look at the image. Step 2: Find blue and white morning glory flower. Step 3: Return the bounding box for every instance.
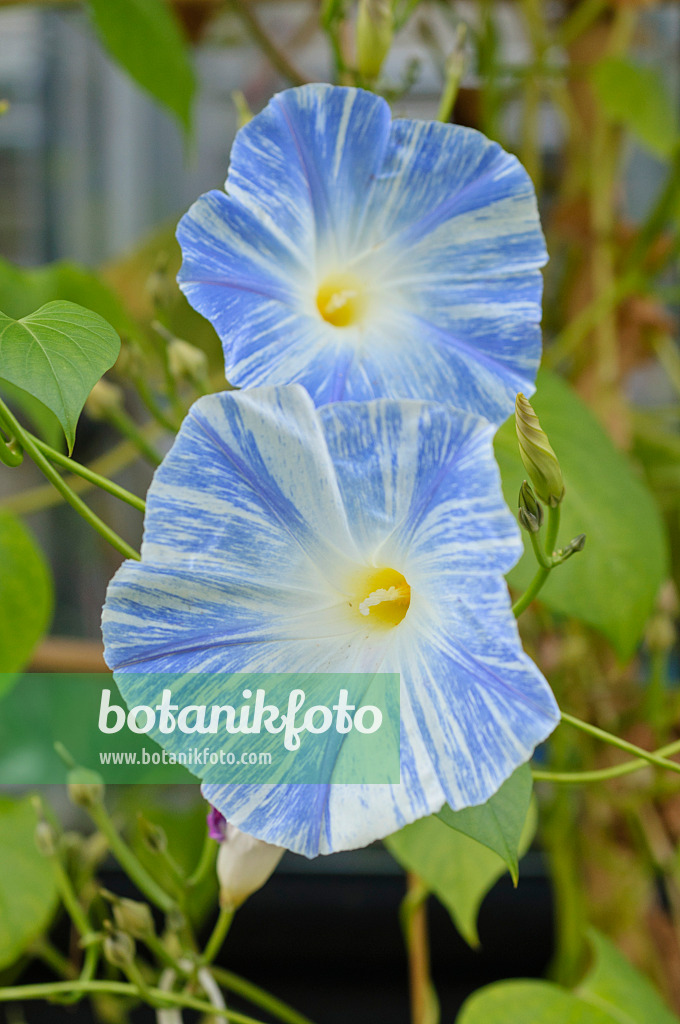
[102,385,558,857]
[177,84,547,424]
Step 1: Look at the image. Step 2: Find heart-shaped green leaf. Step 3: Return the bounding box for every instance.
[578,930,680,1024]
[0,796,59,970]
[0,300,120,452]
[385,799,536,947]
[0,511,53,680]
[436,764,532,885]
[457,980,618,1024]
[456,931,680,1024]
[591,57,678,160]
[86,0,195,134]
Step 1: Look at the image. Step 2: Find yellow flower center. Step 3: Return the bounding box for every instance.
[349,567,411,628]
[316,272,367,327]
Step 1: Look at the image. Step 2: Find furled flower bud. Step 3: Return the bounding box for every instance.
[137,813,167,854]
[67,767,104,809]
[356,0,393,81]
[518,480,543,534]
[34,820,57,858]
[167,337,209,385]
[210,809,284,909]
[145,254,175,313]
[645,614,676,653]
[85,379,124,421]
[515,393,565,507]
[112,897,155,940]
[103,929,135,970]
[232,89,253,129]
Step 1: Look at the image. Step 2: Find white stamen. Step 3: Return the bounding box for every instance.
[359,586,403,616]
[324,289,356,314]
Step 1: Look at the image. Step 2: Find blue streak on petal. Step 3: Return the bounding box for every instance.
[176,86,547,420]
[102,387,559,857]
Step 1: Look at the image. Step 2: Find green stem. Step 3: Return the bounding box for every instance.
[560,712,680,777]
[556,0,607,47]
[140,930,184,972]
[229,0,308,85]
[533,738,680,783]
[201,905,234,966]
[401,873,439,1024]
[0,428,22,467]
[187,826,218,890]
[105,406,162,466]
[29,940,76,979]
[0,979,267,1023]
[51,857,93,939]
[212,968,319,1024]
[0,397,140,561]
[623,146,680,274]
[0,435,155,517]
[30,434,146,512]
[518,0,546,190]
[545,271,641,369]
[131,373,181,433]
[86,803,177,914]
[644,647,670,736]
[544,503,561,557]
[513,504,561,617]
[530,530,553,570]
[436,29,466,124]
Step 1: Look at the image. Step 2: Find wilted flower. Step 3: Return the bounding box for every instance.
[177,84,547,424]
[102,385,558,856]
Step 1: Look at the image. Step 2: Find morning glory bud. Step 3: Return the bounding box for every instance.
[518,480,543,534]
[34,820,57,858]
[103,929,135,970]
[515,393,565,507]
[85,379,124,421]
[137,814,168,854]
[356,0,393,81]
[67,767,104,809]
[112,897,155,940]
[167,337,209,385]
[563,534,586,556]
[145,253,175,313]
[210,809,284,909]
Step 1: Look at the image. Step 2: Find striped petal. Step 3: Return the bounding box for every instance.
[102,386,558,856]
[177,84,546,421]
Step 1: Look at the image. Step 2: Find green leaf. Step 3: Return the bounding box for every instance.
[0,257,141,339]
[591,57,678,159]
[578,930,680,1024]
[385,799,536,947]
[457,980,618,1024]
[0,258,143,446]
[85,0,195,134]
[0,381,63,450]
[0,512,53,680]
[455,933,680,1024]
[0,300,121,452]
[494,370,668,658]
[436,764,532,885]
[0,796,59,969]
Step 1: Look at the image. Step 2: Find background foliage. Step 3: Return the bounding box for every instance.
[1,1,680,1022]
